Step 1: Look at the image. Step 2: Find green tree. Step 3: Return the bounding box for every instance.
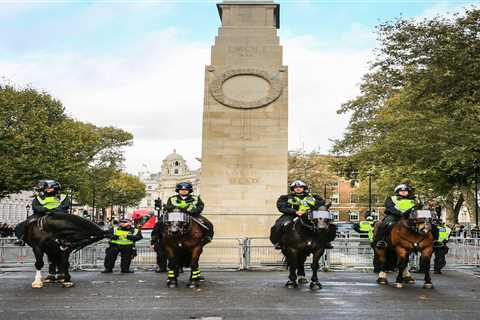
[332,9,480,223]
[288,149,337,196]
[0,84,133,198]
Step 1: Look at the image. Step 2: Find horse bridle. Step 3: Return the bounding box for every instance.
[295,213,328,233]
[397,215,431,249]
[163,212,192,235]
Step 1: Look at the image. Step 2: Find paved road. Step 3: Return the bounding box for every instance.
[0,270,479,320]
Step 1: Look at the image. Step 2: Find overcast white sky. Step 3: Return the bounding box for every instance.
[0,1,476,174]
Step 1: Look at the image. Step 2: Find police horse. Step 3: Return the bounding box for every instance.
[160,209,212,288]
[279,208,331,289]
[15,213,109,288]
[374,209,435,289]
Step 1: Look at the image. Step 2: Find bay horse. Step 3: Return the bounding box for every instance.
[15,212,109,288]
[374,209,435,289]
[160,209,212,288]
[279,208,331,290]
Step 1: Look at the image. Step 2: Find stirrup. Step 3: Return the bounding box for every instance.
[376,240,387,249]
[274,243,282,250]
[325,242,334,249]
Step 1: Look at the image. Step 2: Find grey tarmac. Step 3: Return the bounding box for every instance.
[0,270,479,320]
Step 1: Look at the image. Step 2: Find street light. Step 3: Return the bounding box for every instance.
[25,204,31,219]
[367,170,374,217]
[474,160,479,227]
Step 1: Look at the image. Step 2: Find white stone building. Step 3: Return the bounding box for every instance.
[137,150,200,210]
[0,191,34,224]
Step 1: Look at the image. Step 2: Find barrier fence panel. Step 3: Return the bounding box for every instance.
[1,236,479,272]
[69,237,245,271]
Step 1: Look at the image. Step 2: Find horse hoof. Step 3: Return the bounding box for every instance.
[285,281,298,289]
[298,277,308,284]
[187,282,199,289]
[62,282,74,288]
[44,276,55,284]
[394,283,403,289]
[423,283,433,289]
[32,282,43,289]
[376,278,388,285]
[309,282,322,290]
[403,277,415,284]
[167,281,178,288]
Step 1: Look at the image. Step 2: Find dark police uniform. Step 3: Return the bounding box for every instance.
[103,225,143,273]
[270,192,337,246]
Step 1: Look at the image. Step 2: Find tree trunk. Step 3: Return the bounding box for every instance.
[460,186,477,224]
[444,191,464,224]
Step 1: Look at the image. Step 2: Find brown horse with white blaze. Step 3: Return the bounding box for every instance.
[374,209,435,289]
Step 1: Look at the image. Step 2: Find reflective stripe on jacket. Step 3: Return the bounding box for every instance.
[438,226,452,242]
[287,195,316,212]
[111,227,138,246]
[391,196,416,213]
[36,194,67,210]
[170,195,199,210]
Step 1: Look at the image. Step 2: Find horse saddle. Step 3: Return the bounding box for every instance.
[191,217,210,231]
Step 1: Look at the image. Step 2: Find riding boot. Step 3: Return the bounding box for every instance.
[375,223,389,249]
[270,215,293,249]
[270,224,283,249]
[431,226,439,241]
[325,223,337,249]
[196,215,214,244]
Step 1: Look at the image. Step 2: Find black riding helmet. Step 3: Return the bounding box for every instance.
[290,180,308,192]
[37,180,61,195]
[176,181,193,193]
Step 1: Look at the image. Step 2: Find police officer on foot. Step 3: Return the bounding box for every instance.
[433,220,452,274]
[270,180,337,250]
[354,216,375,240]
[159,182,214,244]
[102,219,143,274]
[375,184,420,248]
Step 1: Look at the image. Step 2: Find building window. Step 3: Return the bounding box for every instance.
[329,181,339,188]
[349,211,359,221]
[350,193,361,203]
[174,161,179,166]
[148,185,152,190]
[174,169,179,175]
[331,211,339,221]
[147,200,152,206]
[330,193,339,204]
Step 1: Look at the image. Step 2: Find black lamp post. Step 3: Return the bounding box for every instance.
[25,204,31,219]
[474,160,479,227]
[367,170,374,216]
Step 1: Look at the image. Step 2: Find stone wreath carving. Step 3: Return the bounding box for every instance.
[210,68,283,109]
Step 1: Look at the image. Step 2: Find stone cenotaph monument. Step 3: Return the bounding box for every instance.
[201,1,288,237]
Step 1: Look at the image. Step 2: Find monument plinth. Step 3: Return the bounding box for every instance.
[201,1,288,237]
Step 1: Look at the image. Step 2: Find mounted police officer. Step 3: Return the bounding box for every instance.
[102,218,143,274]
[270,180,337,250]
[15,180,70,244]
[375,183,420,248]
[151,182,214,245]
[433,220,452,274]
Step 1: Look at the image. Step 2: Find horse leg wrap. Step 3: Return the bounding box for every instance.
[167,270,175,279]
[191,269,201,280]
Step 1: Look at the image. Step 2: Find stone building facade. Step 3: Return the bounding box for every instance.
[0,191,34,224]
[137,150,200,210]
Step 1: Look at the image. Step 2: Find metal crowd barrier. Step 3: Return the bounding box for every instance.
[1,236,479,272]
